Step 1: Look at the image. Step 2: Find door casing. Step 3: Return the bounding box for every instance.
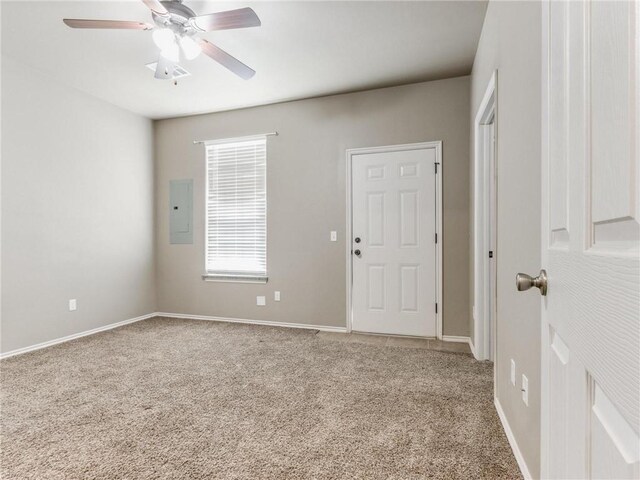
[473,70,498,362]
[345,141,443,338]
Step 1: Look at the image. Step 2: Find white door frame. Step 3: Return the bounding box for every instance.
[473,71,498,361]
[345,141,443,338]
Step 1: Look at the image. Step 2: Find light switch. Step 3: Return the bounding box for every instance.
[69,299,77,311]
[256,296,266,306]
[274,291,281,301]
[330,231,337,242]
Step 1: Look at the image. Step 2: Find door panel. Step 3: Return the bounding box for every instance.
[549,0,570,247]
[367,193,385,246]
[542,1,640,478]
[400,265,419,312]
[590,384,640,480]
[547,327,589,479]
[351,146,437,337]
[367,265,386,311]
[590,1,638,242]
[400,191,419,246]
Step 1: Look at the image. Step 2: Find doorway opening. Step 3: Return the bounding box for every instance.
[346,142,443,339]
[473,71,498,361]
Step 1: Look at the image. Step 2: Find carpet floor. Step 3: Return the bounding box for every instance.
[1,317,521,479]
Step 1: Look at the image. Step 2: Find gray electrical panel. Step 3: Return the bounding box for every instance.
[169,179,193,244]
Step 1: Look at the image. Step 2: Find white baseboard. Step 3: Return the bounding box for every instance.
[442,335,470,343]
[468,338,478,358]
[0,312,157,359]
[157,312,348,333]
[494,397,533,479]
[442,335,471,345]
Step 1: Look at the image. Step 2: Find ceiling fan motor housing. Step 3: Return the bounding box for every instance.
[153,0,197,34]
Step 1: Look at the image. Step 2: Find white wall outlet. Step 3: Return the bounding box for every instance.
[274,291,281,301]
[256,296,266,306]
[69,299,77,311]
[330,231,337,242]
[510,359,516,386]
[521,374,529,406]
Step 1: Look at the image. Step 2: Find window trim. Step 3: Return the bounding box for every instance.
[201,134,269,147]
[202,274,268,284]
[203,135,268,282]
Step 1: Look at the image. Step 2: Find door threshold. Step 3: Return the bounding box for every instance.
[350,330,436,340]
[317,331,471,354]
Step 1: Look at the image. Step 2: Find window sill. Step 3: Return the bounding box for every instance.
[202,274,268,284]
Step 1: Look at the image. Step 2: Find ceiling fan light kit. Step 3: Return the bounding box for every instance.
[152,28,175,49]
[63,0,260,81]
[179,35,201,60]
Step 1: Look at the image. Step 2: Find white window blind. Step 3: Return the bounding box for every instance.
[205,136,267,278]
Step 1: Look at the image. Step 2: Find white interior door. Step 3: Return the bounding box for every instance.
[350,144,438,337]
[541,1,640,478]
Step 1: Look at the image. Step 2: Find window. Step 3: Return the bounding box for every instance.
[204,136,267,281]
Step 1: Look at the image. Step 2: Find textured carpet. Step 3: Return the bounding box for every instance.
[1,317,521,479]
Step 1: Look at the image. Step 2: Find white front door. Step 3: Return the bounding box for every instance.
[350,144,439,337]
[541,1,639,478]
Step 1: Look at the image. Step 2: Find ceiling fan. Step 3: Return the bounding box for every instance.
[63,0,260,81]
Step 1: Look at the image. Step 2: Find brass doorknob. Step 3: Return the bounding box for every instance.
[516,270,548,296]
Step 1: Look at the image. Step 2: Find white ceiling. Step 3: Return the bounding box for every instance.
[2,1,487,119]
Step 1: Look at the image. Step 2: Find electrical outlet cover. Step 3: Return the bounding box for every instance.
[274,291,281,301]
[510,359,516,386]
[69,299,77,311]
[521,374,529,406]
[256,296,266,306]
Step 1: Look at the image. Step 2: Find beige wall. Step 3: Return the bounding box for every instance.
[1,56,157,353]
[155,77,471,336]
[470,1,541,476]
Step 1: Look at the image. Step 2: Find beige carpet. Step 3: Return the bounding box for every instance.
[1,317,521,479]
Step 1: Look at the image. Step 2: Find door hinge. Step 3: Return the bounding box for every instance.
[434,162,440,174]
[489,250,494,258]
[435,303,438,314]
[435,233,438,244]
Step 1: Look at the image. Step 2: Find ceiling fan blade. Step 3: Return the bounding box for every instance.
[63,19,153,30]
[198,39,256,80]
[141,0,169,16]
[189,7,261,32]
[154,56,175,80]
